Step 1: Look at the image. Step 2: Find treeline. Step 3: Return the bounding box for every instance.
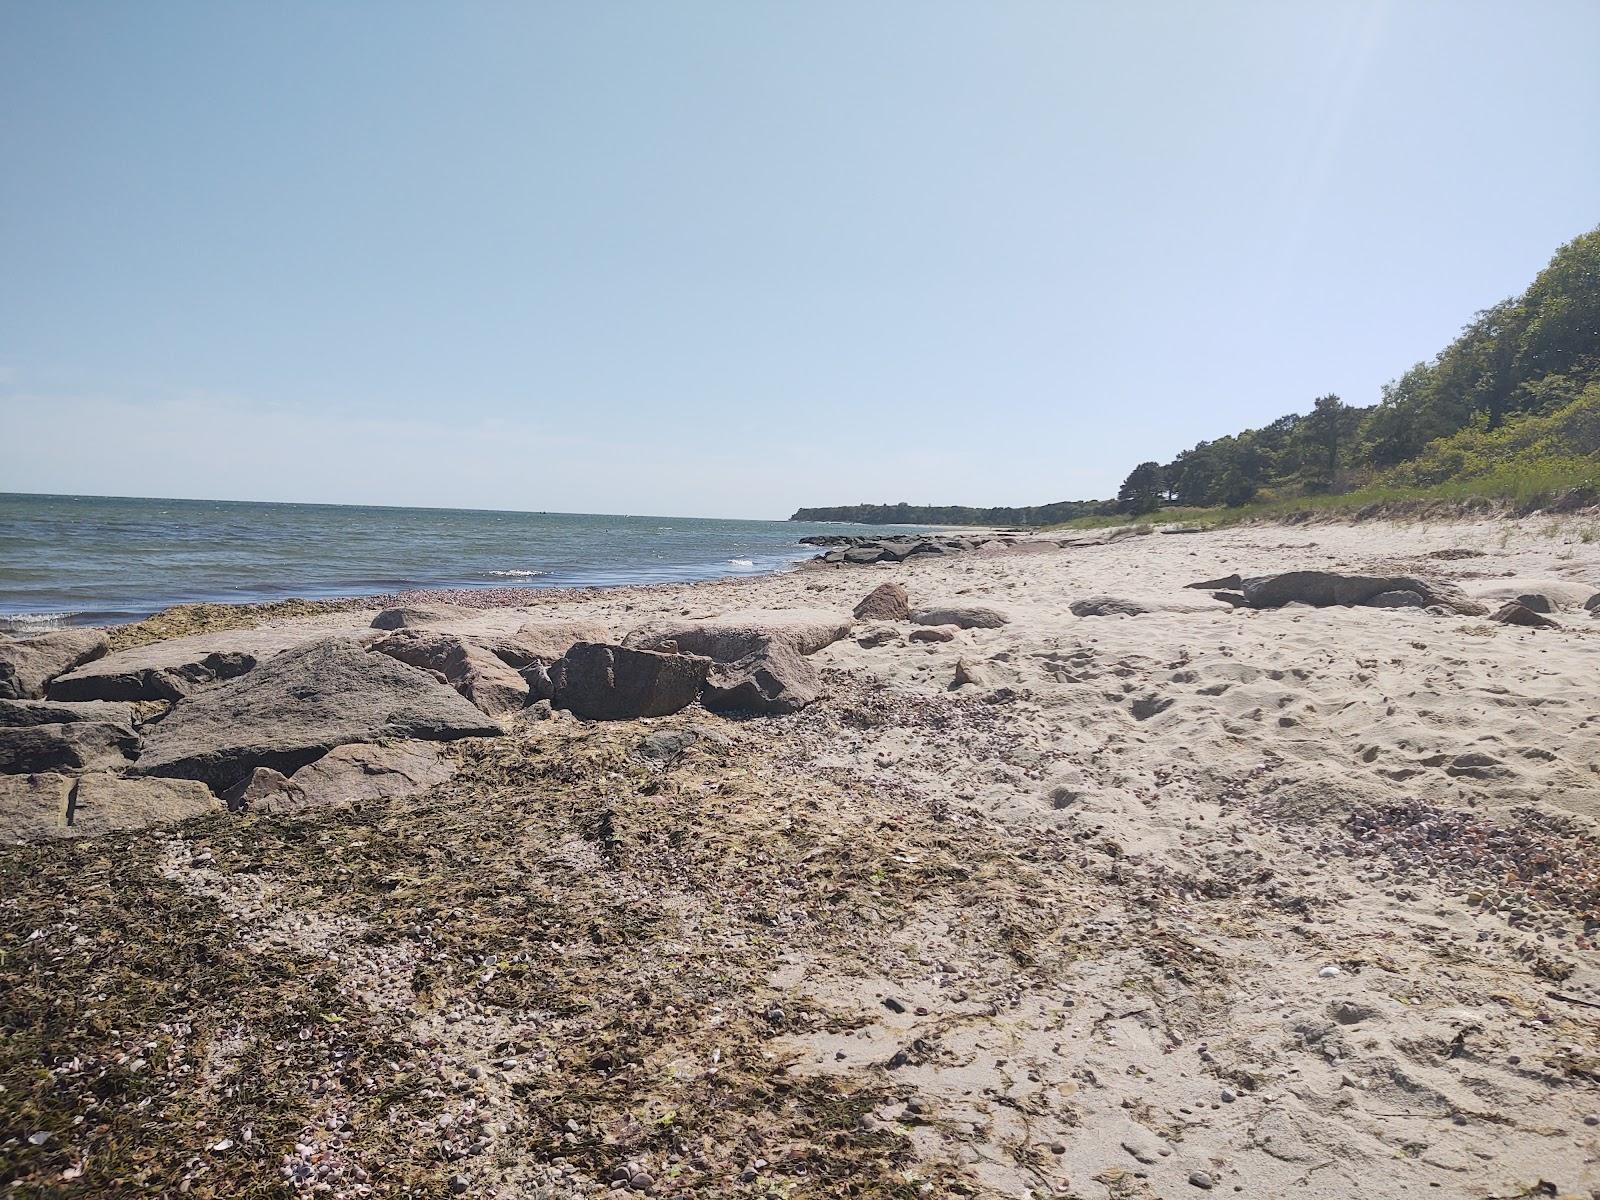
[789,499,1110,526]
[1115,225,1600,513]
[794,225,1599,526]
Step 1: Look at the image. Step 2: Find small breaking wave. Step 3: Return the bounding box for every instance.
[0,611,83,632]
[728,558,755,567]
[487,569,547,578]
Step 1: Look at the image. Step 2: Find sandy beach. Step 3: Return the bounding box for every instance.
[5,514,1600,1199]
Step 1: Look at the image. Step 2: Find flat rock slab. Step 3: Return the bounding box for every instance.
[294,742,456,807]
[132,638,503,790]
[624,609,852,661]
[0,629,108,700]
[1240,571,1487,615]
[0,698,138,728]
[911,606,1010,630]
[227,742,456,812]
[485,619,611,668]
[0,771,218,842]
[370,630,529,715]
[0,719,139,774]
[551,643,710,720]
[49,626,363,702]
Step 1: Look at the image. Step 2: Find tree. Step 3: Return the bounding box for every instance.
[1297,394,1361,491]
[1116,461,1164,514]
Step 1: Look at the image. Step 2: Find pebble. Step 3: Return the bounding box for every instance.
[1317,966,1342,979]
[1220,1088,1236,1103]
[1189,1170,1215,1189]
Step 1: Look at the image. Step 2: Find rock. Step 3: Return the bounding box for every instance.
[0,773,72,840]
[951,658,989,688]
[635,729,698,763]
[1365,590,1426,608]
[1188,1170,1215,1190]
[221,766,305,812]
[1585,592,1600,612]
[1186,574,1244,591]
[1129,695,1173,720]
[549,643,710,720]
[701,641,819,715]
[0,719,139,774]
[0,629,108,699]
[290,742,456,808]
[624,609,851,661]
[68,773,221,836]
[1515,593,1553,614]
[908,626,957,643]
[1069,595,1148,617]
[911,606,1009,630]
[370,630,529,715]
[47,627,336,702]
[369,604,474,630]
[1,771,219,842]
[0,698,138,729]
[855,626,899,649]
[132,638,502,790]
[852,583,911,622]
[484,619,610,668]
[843,546,884,564]
[1239,571,1487,615]
[1490,601,1559,629]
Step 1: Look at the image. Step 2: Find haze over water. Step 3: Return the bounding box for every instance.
[0,493,899,628]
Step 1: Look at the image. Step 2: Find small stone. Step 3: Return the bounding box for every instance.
[1188,1170,1214,1190]
[629,1172,654,1191]
[1317,965,1342,979]
[1220,1088,1236,1103]
[449,1176,469,1195]
[1586,1115,1599,1127]
[882,996,907,1013]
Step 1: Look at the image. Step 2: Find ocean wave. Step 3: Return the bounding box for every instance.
[0,611,82,632]
[728,558,755,567]
[487,569,546,578]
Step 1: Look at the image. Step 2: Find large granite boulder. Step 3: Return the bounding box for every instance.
[701,641,819,715]
[0,771,219,842]
[132,638,503,789]
[0,629,108,700]
[482,619,610,669]
[1239,571,1487,615]
[853,583,911,622]
[549,643,710,720]
[623,609,851,661]
[0,718,139,774]
[911,606,1010,630]
[47,627,339,702]
[370,629,528,715]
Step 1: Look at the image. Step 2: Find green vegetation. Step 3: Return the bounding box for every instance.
[793,225,1599,526]
[789,499,1106,526]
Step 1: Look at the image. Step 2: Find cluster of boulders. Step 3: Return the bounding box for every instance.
[0,596,894,840]
[803,532,1014,566]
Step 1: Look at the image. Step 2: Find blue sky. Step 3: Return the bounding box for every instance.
[2,2,1596,518]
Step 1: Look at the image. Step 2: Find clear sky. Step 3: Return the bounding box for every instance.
[2,2,1596,519]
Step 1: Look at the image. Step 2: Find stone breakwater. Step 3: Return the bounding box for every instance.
[801,531,1020,565]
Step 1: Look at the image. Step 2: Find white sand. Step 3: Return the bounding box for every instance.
[142,515,1600,1196]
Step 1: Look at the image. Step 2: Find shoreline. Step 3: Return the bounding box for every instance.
[4,514,1600,1197]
